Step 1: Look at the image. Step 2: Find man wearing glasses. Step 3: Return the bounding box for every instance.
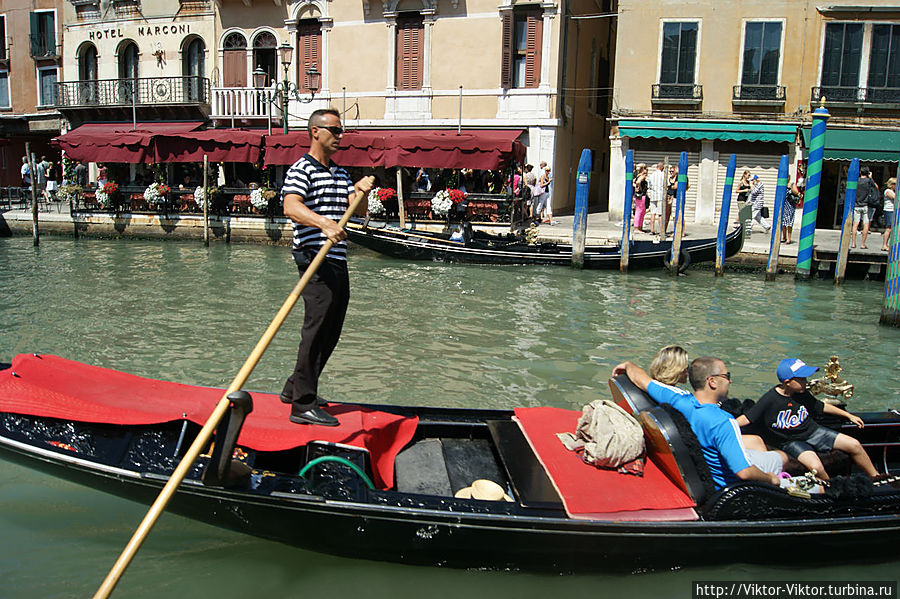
[612,357,780,489]
[280,108,374,426]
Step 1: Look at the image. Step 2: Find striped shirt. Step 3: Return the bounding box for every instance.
[282,153,355,261]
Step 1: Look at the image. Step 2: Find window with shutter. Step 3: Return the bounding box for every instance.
[297,20,322,93]
[503,8,542,89]
[222,32,247,87]
[396,14,423,91]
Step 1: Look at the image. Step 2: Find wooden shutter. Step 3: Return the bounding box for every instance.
[396,15,423,90]
[500,11,514,89]
[297,21,322,92]
[223,51,246,87]
[525,13,543,88]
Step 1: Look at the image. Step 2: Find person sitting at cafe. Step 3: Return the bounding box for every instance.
[735,358,879,481]
[613,357,781,489]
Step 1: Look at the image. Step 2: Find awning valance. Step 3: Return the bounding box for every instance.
[800,127,900,163]
[153,129,264,163]
[618,120,797,144]
[53,122,204,163]
[263,129,526,170]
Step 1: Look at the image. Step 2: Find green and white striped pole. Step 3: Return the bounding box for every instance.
[796,103,830,279]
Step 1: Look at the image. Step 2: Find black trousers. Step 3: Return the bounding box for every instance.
[282,253,349,411]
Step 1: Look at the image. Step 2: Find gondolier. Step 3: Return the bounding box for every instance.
[280,108,374,427]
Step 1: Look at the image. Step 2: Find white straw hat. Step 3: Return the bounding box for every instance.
[453,479,513,502]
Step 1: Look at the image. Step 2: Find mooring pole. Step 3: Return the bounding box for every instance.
[27,144,39,246]
[668,152,688,274]
[796,101,830,279]
[765,155,789,281]
[619,150,634,272]
[879,152,900,326]
[660,155,670,243]
[203,155,209,247]
[715,154,737,276]
[572,149,592,268]
[834,158,859,286]
[396,167,407,229]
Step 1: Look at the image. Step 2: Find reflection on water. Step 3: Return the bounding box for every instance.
[1,236,899,597]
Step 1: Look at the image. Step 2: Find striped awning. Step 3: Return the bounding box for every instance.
[800,127,900,163]
[618,120,797,144]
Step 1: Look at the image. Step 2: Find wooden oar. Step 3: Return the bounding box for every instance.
[93,189,367,599]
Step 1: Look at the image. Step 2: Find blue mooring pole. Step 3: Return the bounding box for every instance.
[620,150,634,272]
[667,152,688,274]
[765,155,789,281]
[572,149,592,268]
[715,154,737,276]
[881,152,900,326]
[835,159,860,285]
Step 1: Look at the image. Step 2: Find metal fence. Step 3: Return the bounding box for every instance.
[55,76,211,108]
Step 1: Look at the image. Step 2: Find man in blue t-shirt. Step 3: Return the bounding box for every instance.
[613,357,780,489]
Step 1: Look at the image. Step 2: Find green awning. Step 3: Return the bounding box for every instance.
[618,120,797,143]
[800,127,900,162]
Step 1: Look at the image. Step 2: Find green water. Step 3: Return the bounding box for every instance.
[1,236,898,598]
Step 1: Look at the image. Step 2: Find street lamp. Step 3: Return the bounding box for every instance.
[257,41,321,135]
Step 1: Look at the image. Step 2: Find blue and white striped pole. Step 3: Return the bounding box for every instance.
[667,152,688,274]
[797,103,830,279]
[620,150,634,272]
[834,158,859,286]
[765,155,789,281]
[572,149,592,268]
[715,154,737,276]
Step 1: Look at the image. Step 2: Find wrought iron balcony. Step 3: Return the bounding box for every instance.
[651,84,702,104]
[732,84,786,104]
[54,77,211,108]
[29,35,61,60]
[811,86,900,106]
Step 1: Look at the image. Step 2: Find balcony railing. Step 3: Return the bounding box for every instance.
[54,77,211,108]
[732,84,786,103]
[811,86,900,106]
[29,35,61,59]
[652,83,702,103]
[210,87,279,120]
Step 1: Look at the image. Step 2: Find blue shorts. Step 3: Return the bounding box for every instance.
[781,425,839,458]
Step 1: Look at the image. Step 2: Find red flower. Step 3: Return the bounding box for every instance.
[377,187,397,202]
[448,189,467,204]
[102,182,119,194]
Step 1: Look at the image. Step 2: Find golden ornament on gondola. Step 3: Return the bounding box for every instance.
[807,356,854,405]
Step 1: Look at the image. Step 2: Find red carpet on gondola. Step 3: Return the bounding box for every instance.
[0,354,417,489]
[514,407,696,520]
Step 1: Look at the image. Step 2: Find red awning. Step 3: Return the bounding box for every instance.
[263,129,525,170]
[263,130,385,167]
[53,122,204,163]
[153,129,265,163]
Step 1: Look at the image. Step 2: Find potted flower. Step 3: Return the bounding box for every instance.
[143,182,170,209]
[194,186,222,211]
[56,184,82,205]
[95,181,119,210]
[431,189,453,219]
[250,187,277,213]
[367,187,397,217]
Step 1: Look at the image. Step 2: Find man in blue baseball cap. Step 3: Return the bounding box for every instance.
[736,358,879,481]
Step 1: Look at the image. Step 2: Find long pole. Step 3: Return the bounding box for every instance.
[796,102,830,278]
[834,158,859,285]
[571,149,592,268]
[660,155,669,243]
[457,86,463,135]
[668,152,688,274]
[715,154,737,276]
[202,155,209,247]
[620,150,634,272]
[765,155,789,281]
[27,145,39,246]
[879,153,900,326]
[93,189,367,599]
[395,167,407,229]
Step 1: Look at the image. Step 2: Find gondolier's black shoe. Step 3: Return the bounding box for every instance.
[280,392,328,406]
[289,407,339,427]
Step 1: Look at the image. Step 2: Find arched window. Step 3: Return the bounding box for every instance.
[253,31,278,85]
[118,41,139,103]
[222,31,247,87]
[78,43,98,104]
[296,20,322,92]
[182,37,206,101]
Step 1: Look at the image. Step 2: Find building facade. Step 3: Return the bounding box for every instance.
[0,0,65,186]
[608,0,900,229]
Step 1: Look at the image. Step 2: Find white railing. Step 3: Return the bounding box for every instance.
[210,87,281,121]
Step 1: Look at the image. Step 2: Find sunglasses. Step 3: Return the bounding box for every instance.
[709,372,732,382]
[316,125,344,136]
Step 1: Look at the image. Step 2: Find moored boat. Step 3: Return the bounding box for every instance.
[1,353,899,573]
[346,218,746,270]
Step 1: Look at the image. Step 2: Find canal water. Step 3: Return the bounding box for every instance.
[1,236,898,598]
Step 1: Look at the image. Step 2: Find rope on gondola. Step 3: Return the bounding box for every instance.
[665,247,691,274]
